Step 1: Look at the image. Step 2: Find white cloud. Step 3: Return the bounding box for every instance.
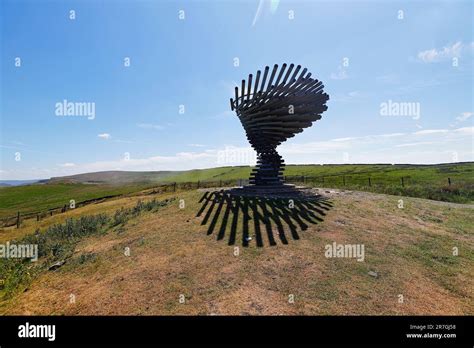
[98,133,111,140]
[3,128,472,180]
[413,129,448,135]
[332,137,356,142]
[456,112,473,123]
[453,126,474,135]
[450,112,473,128]
[60,151,219,175]
[59,163,76,167]
[188,144,206,147]
[279,128,471,164]
[395,142,435,148]
[418,41,472,63]
[380,133,406,137]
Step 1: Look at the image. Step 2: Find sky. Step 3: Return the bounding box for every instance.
[1,0,473,180]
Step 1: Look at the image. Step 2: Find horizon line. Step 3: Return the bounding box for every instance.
[1,161,473,182]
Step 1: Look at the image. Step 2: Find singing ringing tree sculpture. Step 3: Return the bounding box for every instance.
[229,63,329,197]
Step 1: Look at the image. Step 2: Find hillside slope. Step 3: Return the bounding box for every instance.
[1,162,472,219]
[1,189,472,315]
[43,163,474,185]
[48,170,180,184]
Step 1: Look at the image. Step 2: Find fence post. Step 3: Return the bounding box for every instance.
[322,176,324,184]
[448,177,451,186]
[343,176,345,186]
[37,214,40,222]
[368,177,371,187]
[174,182,177,192]
[16,211,20,229]
[197,180,200,189]
[401,177,404,187]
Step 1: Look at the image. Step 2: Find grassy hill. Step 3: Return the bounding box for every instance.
[161,162,474,186]
[1,162,473,219]
[48,170,181,184]
[0,183,155,219]
[43,163,474,186]
[1,189,472,315]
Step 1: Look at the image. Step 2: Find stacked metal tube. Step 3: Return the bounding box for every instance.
[230,63,329,190]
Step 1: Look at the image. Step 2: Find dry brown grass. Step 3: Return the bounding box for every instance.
[1,189,472,315]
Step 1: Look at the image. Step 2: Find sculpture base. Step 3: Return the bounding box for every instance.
[228,184,318,199]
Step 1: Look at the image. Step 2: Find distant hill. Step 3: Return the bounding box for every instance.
[0,163,472,218]
[44,162,474,186]
[47,170,182,184]
[0,180,40,187]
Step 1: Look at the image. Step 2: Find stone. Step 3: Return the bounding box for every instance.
[368,271,379,278]
[48,260,65,271]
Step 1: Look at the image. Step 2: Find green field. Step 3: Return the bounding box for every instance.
[0,162,473,219]
[161,163,474,203]
[162,162,474,186]
[0,183,155,219]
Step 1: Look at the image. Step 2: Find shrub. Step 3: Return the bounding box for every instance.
[0,198,173,300]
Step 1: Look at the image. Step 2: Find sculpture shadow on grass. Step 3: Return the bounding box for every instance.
[196,190,333,247]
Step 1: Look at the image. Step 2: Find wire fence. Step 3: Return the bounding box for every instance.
[0,179,239,228]
[1,175,470,228]
[283,174,461,187]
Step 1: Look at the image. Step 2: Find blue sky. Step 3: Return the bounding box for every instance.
[1,0,473,180]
